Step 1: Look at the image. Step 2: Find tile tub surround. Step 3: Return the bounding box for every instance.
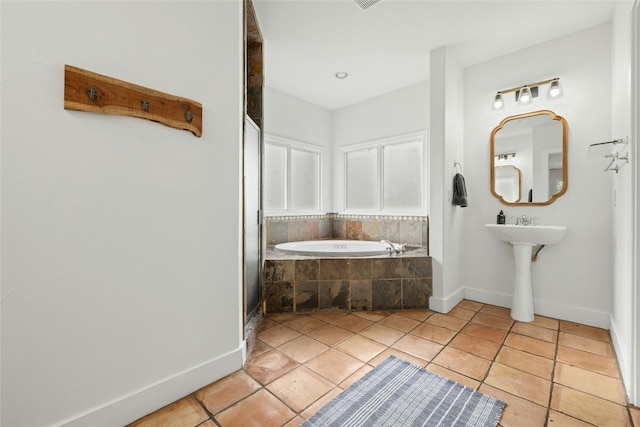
[263,248,432,313]
[266,214,429,250]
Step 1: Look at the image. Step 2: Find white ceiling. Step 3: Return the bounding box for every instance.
[252,0,616,111]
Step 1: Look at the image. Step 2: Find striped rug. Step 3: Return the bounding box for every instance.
[302,356,505,427]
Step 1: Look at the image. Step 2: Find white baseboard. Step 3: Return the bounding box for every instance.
[60,346,245,427]
[429,287,465,314]
[464,287,611,329]
[610,317,633,401]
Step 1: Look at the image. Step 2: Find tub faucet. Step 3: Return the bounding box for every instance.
[381,240,405,254]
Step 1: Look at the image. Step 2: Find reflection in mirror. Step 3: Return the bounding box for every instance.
[494,165,521,203]
[490,110,567,206]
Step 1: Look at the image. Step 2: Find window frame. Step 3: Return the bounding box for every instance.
[340,131,429,215]
[263,134,324,216]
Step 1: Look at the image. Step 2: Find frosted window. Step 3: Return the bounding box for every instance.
[290,149,319,210]
[264,144,286,210]
[383,141,422,210]
[342,132,426,214]
[346,149,377,210]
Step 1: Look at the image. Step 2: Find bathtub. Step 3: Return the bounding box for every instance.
[274,239,392,257]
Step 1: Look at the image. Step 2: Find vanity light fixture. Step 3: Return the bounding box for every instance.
[496,153,516,161]
[518,86,532,105]
[492,77,561,110]
[335,72,349,79]
[548,78,563,98]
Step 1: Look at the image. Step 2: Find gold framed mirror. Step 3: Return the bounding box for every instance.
[490,110,567,206]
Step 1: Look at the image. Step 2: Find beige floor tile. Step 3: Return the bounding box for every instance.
[495,346,554,379]
[504,333,556,359]
[560,321,611,343]
[426,363,481,390]
[195,370,262,415]
[426,313,468,331]
[530,315,559,330]
[556,345,620,378]
[283,316,327,333]
[461,322,508,344]
[410,323,457,345]
[300,387,342,419]
[243,349,299,385]
[266,366,334,412]
[131,396,208,427]
[283,416,305,427]
[257,317,279,331]
[630,406,640,426]
[135,301,635,427]
[512,322,558,343]
[368,347,429,368]
[392,334,444,362]
[378,313,421,332]
[472,312,514,331]
[267,313,299,323]
[248,339,272,359]
[432,347,491,381]
[352,310,392,322]
[332,314,373,332]
[277,336,329,363]
[335,334,386,362]
[485,363,551,406]
[551,384,631,427]
[559,332,614,357]
[310,312,348,322]
[479,305,512,319]
[257,324,302,347]
[448,307,476,321]
[306,324,354,346]
[547,410,593,426]
[457,300,484,311]
[395,309,434,322]
[214,389,295,427]
[479,384,547,427]
[359,323,406,346]
[554,363,626,405]
[449,333,501,360]
[339,364,374,389]
[306,348,364,384]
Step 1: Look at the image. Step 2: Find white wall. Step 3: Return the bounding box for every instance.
[331,81,430,211]
[429,47,466,312]
[463,23,614,328]
[263,87,333,212]
[611,0,639,406]
[1,2,244,426]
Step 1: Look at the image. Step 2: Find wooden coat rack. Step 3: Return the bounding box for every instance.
[64,65,203,137]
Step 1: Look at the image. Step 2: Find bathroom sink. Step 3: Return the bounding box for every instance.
[485,223,567,323]
[484,224,567,246]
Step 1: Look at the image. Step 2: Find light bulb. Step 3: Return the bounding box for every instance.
[548,79,562,98]
[493,93,504,110]
[518,86,532,104]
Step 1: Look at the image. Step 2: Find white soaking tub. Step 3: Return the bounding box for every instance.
[274,240,393,257]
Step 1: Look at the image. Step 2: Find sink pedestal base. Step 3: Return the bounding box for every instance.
[511,244,535,322]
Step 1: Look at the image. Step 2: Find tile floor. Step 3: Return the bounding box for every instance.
[129,300,640,427]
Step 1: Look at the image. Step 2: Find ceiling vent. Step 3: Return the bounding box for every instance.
[353,0,382,11]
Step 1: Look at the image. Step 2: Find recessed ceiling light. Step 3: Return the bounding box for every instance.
[335,72,348,79]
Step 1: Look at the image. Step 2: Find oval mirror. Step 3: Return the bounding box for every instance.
[490,110,567,205]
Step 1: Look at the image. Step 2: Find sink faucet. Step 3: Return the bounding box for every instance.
[516,215,529,226]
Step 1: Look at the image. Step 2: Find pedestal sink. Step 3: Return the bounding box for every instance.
[485,224,567,322]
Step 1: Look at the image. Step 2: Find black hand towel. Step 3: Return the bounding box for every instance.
[452,173,468,207]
